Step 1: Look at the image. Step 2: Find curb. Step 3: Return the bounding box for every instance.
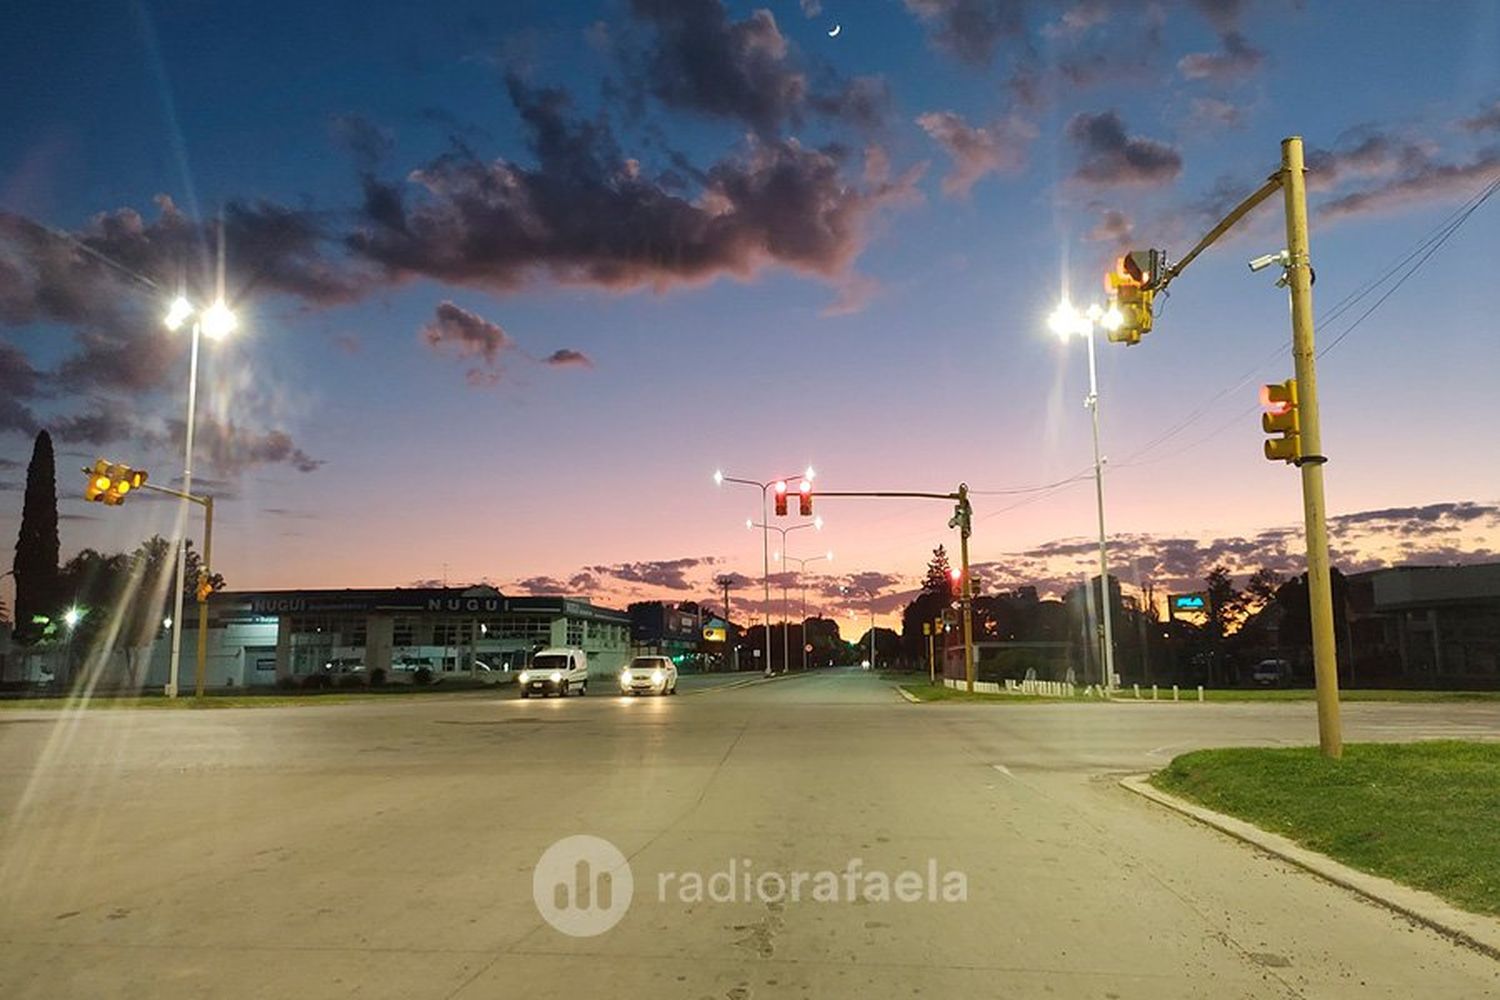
[1120,774,1500,961]
[895,685,922,704]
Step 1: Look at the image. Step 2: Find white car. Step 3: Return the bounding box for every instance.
[519,648,590,698]
[619,655,678,696]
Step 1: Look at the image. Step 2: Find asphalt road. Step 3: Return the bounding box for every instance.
[1,669,1497,999]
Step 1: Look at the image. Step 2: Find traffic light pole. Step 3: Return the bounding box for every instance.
[1281,137,1343,758]
[814,486,976,692]
[1134,135,1342,758]
[195,495,214,698]
[139,480,215,700]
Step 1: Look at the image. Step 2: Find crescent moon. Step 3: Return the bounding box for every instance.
[828,23,841,37]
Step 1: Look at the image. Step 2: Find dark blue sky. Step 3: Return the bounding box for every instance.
[2,0,1498,621]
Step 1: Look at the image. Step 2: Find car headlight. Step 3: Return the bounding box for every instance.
[518,671,530,684]
[550,671,562,683]
[650,669,664,685]
[620,668,632,681]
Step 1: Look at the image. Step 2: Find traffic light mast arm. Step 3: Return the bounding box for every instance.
[809,485,977,694]
[1155,174,1283,293]
[138,481,211,508]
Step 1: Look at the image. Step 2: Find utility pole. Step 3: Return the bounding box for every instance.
[924,622,935,684]
[956,484,976,693]
[1281,136,1342,758]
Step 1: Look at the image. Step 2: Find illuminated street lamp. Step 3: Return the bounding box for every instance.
[775,549,832,671]
[715,466,816,675]
[1048,298,1118,692]
[62,606,82,629]
[162,295,236,698]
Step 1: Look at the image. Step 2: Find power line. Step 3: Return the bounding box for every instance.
[1115,173,1500,468]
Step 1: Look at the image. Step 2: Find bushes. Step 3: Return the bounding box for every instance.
[301,673,333,691]
[368,667,387,688]
[275,675,299,691]
[336,672,366,689]
[413,666,434,686]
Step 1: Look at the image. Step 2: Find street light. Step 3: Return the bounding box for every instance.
[1049,298,1117,693]
[715,466,816,675]
[750,517,821,674]
[62,606,82,629]
[162,294,236,698]
[776,549,832,671]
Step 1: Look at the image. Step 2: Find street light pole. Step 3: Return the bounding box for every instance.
[165,318,201,699]
[1084,327,1117,693]
[777,550,831,671]
[716,468,814,676]
[755,518,821,674]
[1049,301,1118,693]
[162,296,235,699]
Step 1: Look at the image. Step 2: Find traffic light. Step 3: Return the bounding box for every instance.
[774,479,789,516]
[798,478,813,516]
[196,575,214,602]
[1121,249,1164,288]
[948,567,962,598]
[84,459,112,503]
[1261,378,1301,463]
[84,459,147,505]
[1104,255,1156,346]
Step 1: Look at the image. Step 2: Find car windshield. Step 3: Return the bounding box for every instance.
[2,4,1497,998]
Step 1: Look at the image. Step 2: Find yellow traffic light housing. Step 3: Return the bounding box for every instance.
[84,459,113,503]
[84,459,148,505]
[1261,378,1301,463]
[1103,256,1156,345]
[196,575,214,603]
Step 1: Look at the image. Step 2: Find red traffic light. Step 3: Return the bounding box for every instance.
[774,480,789,516]
[798,479,813,516]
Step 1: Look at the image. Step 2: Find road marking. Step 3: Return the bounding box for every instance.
[991,764,1014,778]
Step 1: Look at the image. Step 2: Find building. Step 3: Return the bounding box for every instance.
[628,601,703,659]
[142,585,631,688]
[1371,563,1500,683]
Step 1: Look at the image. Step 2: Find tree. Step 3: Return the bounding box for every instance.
[921,546,954,597]
[1204,565,1244,639]
[12,430,59,643]
[1245,568,1284,615]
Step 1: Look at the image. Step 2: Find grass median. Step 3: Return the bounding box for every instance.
[1195,688,1500,703]
[1152,742,1500,917]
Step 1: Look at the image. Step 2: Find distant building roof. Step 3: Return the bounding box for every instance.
[1371,562,1500,610]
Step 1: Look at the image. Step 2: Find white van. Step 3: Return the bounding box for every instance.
[519,648,589,698]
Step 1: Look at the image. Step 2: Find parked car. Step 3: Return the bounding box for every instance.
[391,656,440,684]
[519,648,589,697]
[618,655,678,696]
[322,657,365,675]
[1251,658,1292,686]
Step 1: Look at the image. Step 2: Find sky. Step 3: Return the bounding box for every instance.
[2,0,1498,630]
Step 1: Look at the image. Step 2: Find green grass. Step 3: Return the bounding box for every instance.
[1153,742,1500,916]
[0,686,497,710]
[1182,688,1500,702]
